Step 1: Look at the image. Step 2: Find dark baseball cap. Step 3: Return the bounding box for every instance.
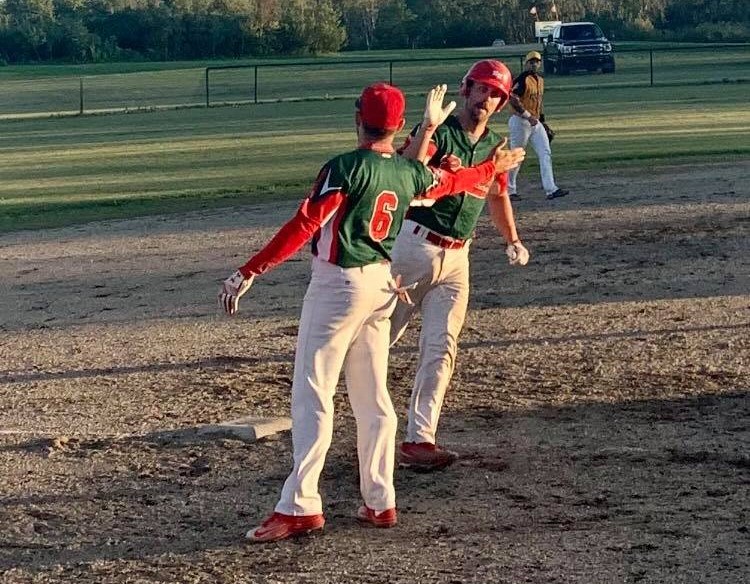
[356,83,405,131]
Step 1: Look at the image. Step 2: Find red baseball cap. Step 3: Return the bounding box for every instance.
[357,82,405,131]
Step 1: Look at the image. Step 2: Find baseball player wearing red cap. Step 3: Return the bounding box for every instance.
[219,83,524,542]
[392,60,530,471]
[508,51,568,200]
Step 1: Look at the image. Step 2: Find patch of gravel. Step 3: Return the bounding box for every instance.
[1,162,748,583]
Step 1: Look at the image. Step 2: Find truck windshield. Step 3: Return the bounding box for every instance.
[561,25,603,41]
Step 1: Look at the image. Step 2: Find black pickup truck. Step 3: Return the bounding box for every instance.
[543,22,615,75]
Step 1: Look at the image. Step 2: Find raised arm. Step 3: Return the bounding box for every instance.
[401,84,456,165]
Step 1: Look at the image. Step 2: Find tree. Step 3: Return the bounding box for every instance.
[276,0,346,54]
[336,0,386,50]
[0,0,747,63]
[405,0,460,47]
[2,0,56,59]
[371,0,414,49]
[48,15,98,60]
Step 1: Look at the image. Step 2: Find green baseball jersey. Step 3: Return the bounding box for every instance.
[239,145,496,276]
[406,115,502,240]
[311,148,441,268]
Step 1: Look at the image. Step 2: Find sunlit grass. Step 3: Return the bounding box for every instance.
[0,82,747,233]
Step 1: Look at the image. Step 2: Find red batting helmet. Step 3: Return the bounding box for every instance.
[460,60,512,110]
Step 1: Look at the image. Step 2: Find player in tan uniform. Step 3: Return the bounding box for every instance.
[508,51,569,200]
[218,82,525,542]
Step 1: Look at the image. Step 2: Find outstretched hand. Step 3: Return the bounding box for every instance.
[218,270,255,316]
[423,84,457,130]
[490,138,526,174]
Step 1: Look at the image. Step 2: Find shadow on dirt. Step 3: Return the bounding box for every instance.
[2,320,746,389]
[2,161,748,332]
[0,354,293,386]
[1,391,747,581]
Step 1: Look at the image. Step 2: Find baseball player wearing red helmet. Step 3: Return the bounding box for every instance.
[392,59,529,471]
[219,82,523,542]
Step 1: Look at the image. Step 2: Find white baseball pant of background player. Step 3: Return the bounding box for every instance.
[277,256,398,516]
[507,115,560,197]
[389,219,470,444]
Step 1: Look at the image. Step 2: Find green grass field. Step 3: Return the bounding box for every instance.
[1,49,749,233]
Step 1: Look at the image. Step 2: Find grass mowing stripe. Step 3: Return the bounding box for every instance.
[0,132,351,162]
[0,188,307,233]
[0,183,308,206]
[1,75,747,233]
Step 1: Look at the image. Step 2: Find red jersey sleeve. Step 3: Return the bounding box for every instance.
[419,160,496,200]
[239,167,345,277]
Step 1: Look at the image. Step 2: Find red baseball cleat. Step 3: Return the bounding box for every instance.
[399,442,458,471]
[245,512,325,543]
[356,505,397,528]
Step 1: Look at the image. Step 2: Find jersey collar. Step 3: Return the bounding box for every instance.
[359,142,396,154]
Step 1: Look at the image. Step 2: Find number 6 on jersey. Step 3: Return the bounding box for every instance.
[369,191,399,241]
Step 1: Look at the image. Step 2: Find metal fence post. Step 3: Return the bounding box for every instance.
[254,66,258,104]
[205,68,210,107]
[650,50,654,87]
[79,77,84,115]
[389,61,393,85]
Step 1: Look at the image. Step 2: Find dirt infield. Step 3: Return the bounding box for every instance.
[1,162,748,583]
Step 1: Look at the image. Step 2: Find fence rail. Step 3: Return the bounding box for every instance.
[1,45,748,118]
[204,46,750,107]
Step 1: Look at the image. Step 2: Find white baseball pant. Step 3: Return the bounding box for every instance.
[508,113,559,196]
[389,220,471,445]
[275,256,398,516]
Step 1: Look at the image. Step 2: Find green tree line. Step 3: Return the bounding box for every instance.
[0,0,748,63]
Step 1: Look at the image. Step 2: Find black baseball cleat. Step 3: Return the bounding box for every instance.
[546,188,569,200]
[509,193,521,201]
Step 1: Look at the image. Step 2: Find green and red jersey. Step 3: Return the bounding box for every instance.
[238,145,496,275]
[405,115,503,240]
